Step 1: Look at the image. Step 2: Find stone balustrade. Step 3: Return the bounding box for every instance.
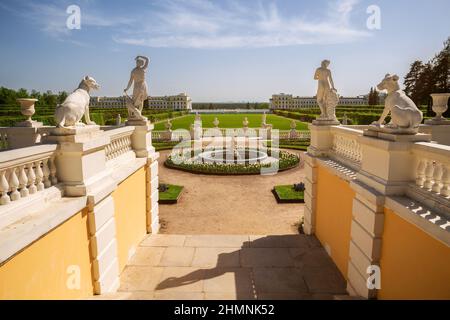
[151,128,310,142]
[413,143,450,197]
[0,145,58,205]
[104,127,134,162]
[329,126,363,169]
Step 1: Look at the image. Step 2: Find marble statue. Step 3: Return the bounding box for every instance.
[314,60,339,123]
[165,119,172,130]
[54,76,99,128]
[370,74,423,133]
[124,56,149,122]
[195,112,201,122]
[213,117,220,128]
[261,112,267,125]
[243,117,249,128]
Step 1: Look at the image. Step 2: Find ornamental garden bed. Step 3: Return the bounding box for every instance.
[158,184,184,204]
[272,184,305,203]
[164,149,300,175]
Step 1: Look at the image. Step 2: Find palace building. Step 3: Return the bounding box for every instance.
[269,93,368,110]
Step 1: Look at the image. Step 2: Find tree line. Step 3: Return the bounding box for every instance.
[0,87,68,108]
[404,37,449,116]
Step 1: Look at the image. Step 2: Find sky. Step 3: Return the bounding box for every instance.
[0,0,449,102]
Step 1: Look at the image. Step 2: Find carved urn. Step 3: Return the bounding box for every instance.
[213,117,219,128]
[430,93,450,121]
[16,98,39,127]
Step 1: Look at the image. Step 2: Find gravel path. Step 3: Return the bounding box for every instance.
[157,149,305,235]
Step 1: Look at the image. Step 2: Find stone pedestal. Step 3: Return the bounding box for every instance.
[125,118,149,126]
[5,125,44,149]
[307,123,339,157]
[357,133,430,196]
[312,119,340,126]
[420,123,450,146]
[45,125,113,197]
[129,122,155,158]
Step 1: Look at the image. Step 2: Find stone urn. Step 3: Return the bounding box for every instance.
[16,98,39,127]
[430,93,450,121]
[213,117,219,128]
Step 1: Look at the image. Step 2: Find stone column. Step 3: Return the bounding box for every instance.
[346,130,431,299]
[303,154,318,235]
[130,123,156,158]
[45,125,120,294]
[127,121,159,234]
[304,123,337,235]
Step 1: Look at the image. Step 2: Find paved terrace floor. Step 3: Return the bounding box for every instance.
[93,149,348,300]
[98,234,347,300]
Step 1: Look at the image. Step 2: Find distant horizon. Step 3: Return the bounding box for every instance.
[1,0,449,102]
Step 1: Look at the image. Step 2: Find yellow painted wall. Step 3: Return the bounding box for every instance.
[113,167,147,272]
[0,209,94,300]
[315,164,355,278]
[378,208,450,299]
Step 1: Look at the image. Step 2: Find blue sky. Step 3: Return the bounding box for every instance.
[0,0,449,102]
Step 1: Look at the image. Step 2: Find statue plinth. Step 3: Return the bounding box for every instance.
[424,118,450,125]
[312,118,340,126]
[363,127,431,142]
[46,125,103,143]
[365,123,419,135]
[125,118,149,126]
[15,120,43,128]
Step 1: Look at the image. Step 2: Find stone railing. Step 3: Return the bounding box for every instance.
[412,142,450,205]
[329,126,363,169]
[104,126,134,162]
[152,128,311,142]
[278,130,311,141]
[0,145,58,205]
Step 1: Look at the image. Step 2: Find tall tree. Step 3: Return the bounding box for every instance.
[404,60,425,104]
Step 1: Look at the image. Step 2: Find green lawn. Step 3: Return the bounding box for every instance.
[154,113,308,131]
[273,185,305,202]
[159,184,184,203]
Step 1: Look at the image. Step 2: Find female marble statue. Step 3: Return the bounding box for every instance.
[314,60,336,118]
[124,56,149,120]
[314,60,339,122]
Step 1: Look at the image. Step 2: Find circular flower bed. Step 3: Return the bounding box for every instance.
[164,149,300,175]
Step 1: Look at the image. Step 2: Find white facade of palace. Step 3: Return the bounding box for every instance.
[90,93,193,110]
[147,93,192,110]
[269,93,369,110]
[90,96,127,108]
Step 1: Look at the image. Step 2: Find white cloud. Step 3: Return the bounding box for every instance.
[2,0,371,49]
[114,0,371,49]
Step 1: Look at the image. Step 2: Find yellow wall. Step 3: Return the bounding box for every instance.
[113,167,147,272]
[0,209,94,300]
[315,165,354,278]
[378,208,450,300]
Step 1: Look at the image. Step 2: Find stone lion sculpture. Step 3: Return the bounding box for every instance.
[372,74,423,131]
[54,76,99,128]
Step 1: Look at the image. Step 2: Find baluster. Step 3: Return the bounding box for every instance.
[423,160,434,189]
[0,170,10,204]
[416,159,426,186]
[43,158,51,188]
[9,168,21,201]
[18,165,29,197]
[27,162,37,194]
[440,166,449,197]
[35,160,44,191]
[49,157,58,185]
